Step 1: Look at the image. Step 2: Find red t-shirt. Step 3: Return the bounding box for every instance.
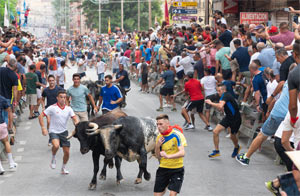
[124,49,131,58]
[184,79,204,101]
[202,31,211,42]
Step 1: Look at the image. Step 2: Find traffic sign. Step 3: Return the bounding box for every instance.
[173,2,198,7]
[172,16,197,21]
[172,9,197,14]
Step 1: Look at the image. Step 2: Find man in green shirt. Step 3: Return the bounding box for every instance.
[25,64,45,119]
[214,40,232,80]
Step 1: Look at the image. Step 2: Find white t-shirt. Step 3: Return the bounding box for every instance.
[97,61,106,74]
[179,56,194,74]
[43,104,75,134]
[201,76,217,97]
[250,52,260,64]
[77,59,86,73]
[170,56,184,73]
[267,80,279,100]
[57,67,65,85]
[25,55,33,71]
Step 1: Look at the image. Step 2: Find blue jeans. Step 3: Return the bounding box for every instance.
[1,98,11,124]
[98,73,104,81]
[279,172,300,195]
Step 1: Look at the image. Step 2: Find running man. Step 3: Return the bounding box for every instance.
[205,84,241,158]
[154,114,187,196]
[38,90,79,174]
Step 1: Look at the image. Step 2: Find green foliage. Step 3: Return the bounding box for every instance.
[80,0,162,32]
[0,0,18,27]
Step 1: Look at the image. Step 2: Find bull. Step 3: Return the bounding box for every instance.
[67,108,127,190]
[87,116,158,184]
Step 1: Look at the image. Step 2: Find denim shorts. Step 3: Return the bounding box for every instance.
[261,115,284,136]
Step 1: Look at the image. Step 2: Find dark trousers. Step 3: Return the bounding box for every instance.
[274,137,294,171]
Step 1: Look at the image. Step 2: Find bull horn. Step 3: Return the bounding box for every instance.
[66,130,76,140]
[86,129,101,136]
[114,124,123,129]
[86,122,99,132]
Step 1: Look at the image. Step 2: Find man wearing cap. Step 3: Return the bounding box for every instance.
[268,26,278,36]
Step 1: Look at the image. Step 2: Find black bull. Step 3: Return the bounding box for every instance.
[87,116,159,184]
[67,108,127,190]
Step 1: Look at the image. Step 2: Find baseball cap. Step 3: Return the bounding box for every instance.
[187,71,194,78]
[268,26,278,34]
[195,42,203,48]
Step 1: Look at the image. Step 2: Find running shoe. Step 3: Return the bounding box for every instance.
[265,181,280,196]
[182,121,188,128]
[231,145,241,158]
[0,167,5,175]
[184,124,195,130]
[205,125,213,131]
[225,134,231,138]
[50,160,56,169]
[208,150,220,158]
[9,162,18,171]
[61,168,69,175]
[236,153,250,165]
[156,107,163,112]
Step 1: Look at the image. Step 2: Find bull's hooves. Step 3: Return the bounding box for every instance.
[134,178,142,184]
[144,173,151,181]
[99,175,106,180]
[116,179,124,185]
[88,183,97,190]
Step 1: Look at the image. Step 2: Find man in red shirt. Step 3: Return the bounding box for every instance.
[173,72,212,130]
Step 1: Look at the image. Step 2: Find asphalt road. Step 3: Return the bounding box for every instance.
[0,65,285,196]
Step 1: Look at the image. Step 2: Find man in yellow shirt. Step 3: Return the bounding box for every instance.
[154,114,187,196]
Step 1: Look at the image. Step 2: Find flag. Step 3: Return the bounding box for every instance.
[4,3,9,27]
[108,17,111,34]
[164,0,169,25]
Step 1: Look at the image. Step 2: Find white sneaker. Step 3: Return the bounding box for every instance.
[226,134,231,138]
[0,167,5,175]
[61,168,69,175]
[241,102,251,107]
[185,124,195,130]
[50,160,56,169]
[9,162,18,171]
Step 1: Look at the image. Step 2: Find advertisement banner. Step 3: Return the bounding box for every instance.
[240,12,268,25]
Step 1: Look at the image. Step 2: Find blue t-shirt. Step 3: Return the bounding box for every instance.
[161,70,175,88]
[222,80,236,98]
[12,46,21,53]
[145,48,152,61]
[231,47,250,72]
[67,85,90,112]
[42,86,63,108]
[0,95,9,124]
[153,44,161,60]
[140,45,146,57]
[100,85,123,111]
[252,72,267,102]
[257,48,276,68]
[271,82,289,118]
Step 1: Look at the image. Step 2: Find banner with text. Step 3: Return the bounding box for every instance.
[240,12,268,25]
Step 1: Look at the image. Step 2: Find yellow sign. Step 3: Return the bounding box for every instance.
[173,2,197,7]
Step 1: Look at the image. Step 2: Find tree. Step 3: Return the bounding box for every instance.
[79,0,162,32]
[0,0,18,27]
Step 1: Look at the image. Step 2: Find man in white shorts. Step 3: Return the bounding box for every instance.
[38,90,79,174]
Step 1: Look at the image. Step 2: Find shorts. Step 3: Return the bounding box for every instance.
[205,94,219,110]
[75,111,89,122]
[0,123,8,140]
[210,67,216,75]
[261,114,284,137]
[26,94,37,105]
[142,73,148,85]
[176,70,184,80]
[154,167,184,193]
[79,72,86,78]
[59,84,64,89]
[222,69,232,80]
[219,116,241,134]
[241,71,251,85]
[49,130,70,147]
[160,87,174,96]
[48,70,57,77]
[36,88,42,99]
[185,99,204,113]
[98,73,105,81]
[230,58,239,72]
[182,101,197,114]
[113,68,119,74]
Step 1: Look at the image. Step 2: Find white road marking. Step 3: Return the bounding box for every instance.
[17,148,24,152]
[19,141,27,145]
[24,126,30,130]
[14,156,22,162]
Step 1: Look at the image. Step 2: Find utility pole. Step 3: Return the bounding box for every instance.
[121,0,124,31]
[99,0,101,34]
[138,0,140,31]
[148,0,152,29]
[205,0,209,25]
